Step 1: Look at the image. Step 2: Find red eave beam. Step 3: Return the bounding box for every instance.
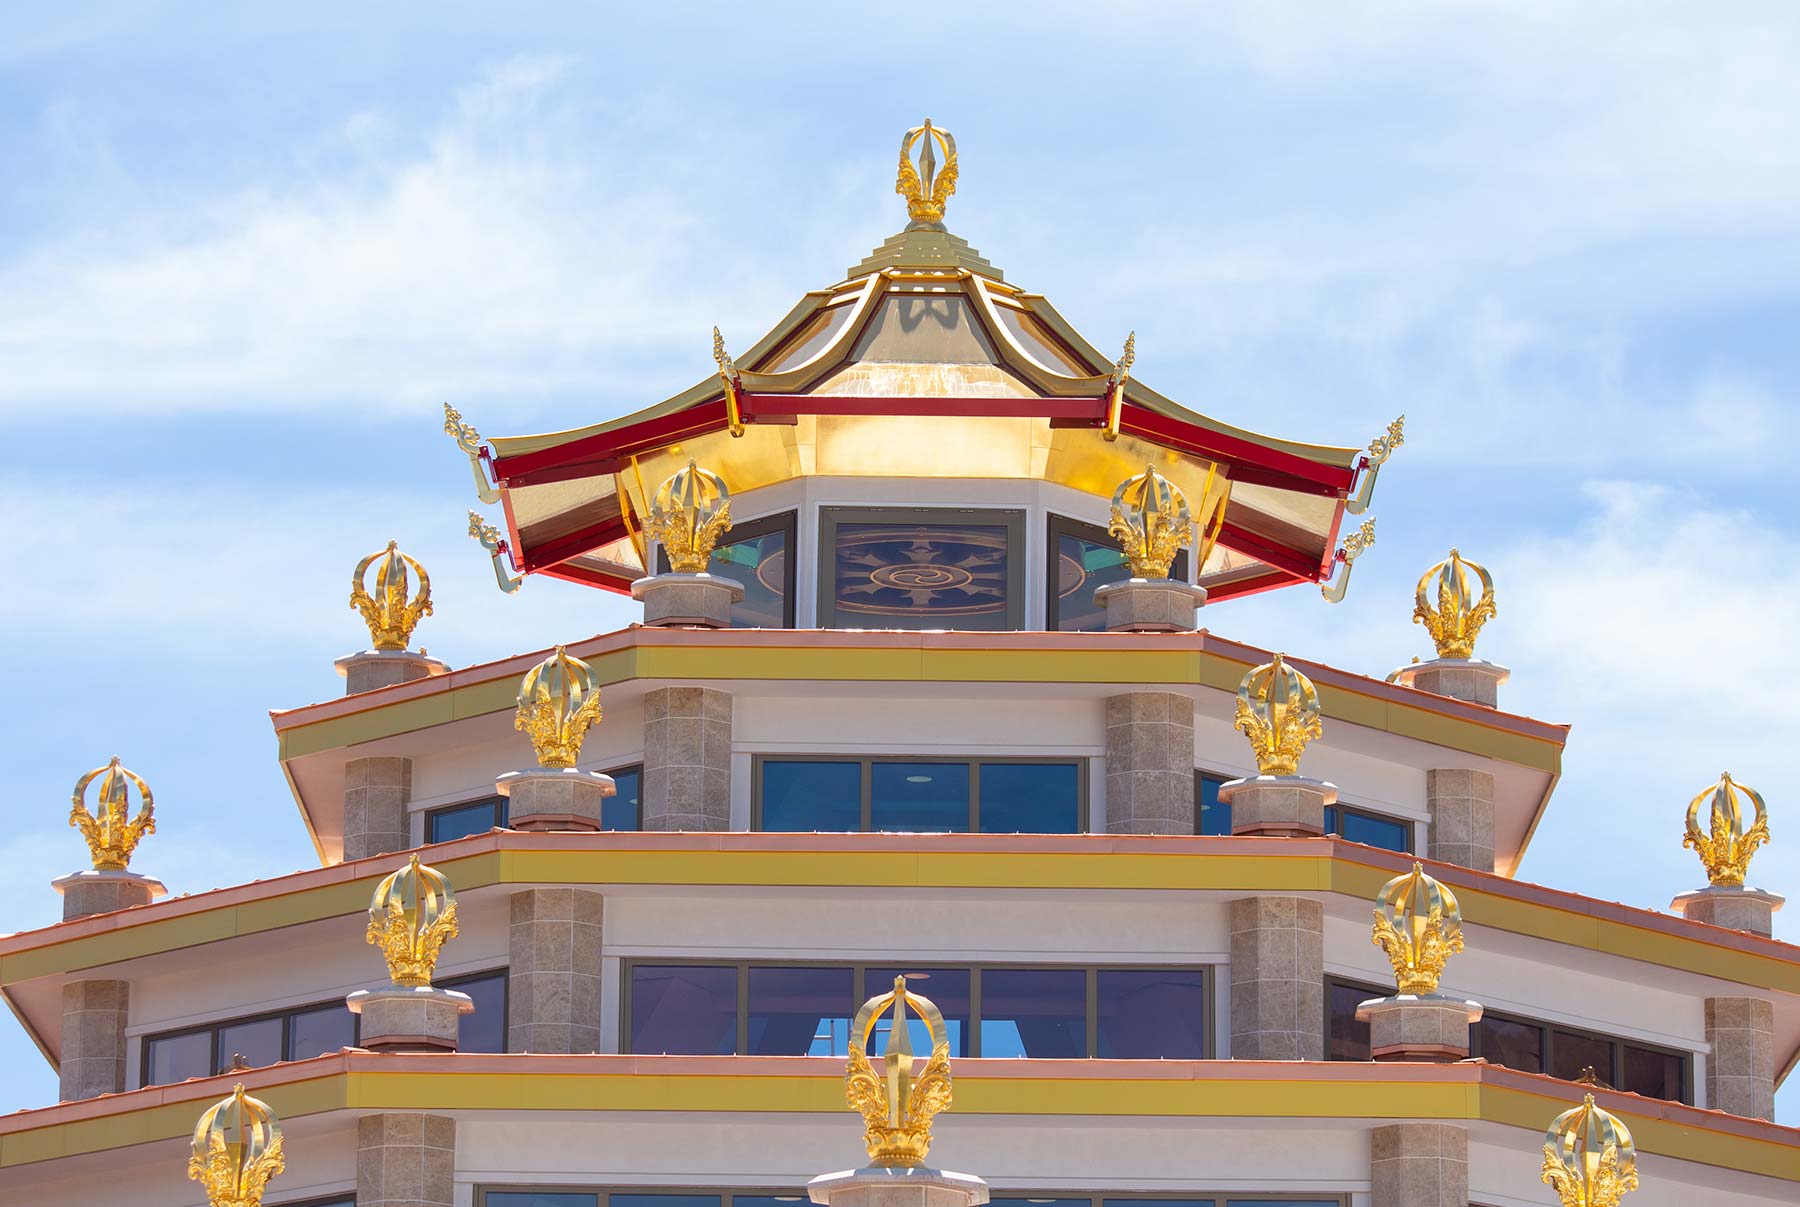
[1215,521,1325,582]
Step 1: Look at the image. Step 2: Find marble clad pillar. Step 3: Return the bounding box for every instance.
[357,1113,456,1207]
[1425,768,1495,873]
[1706,997,1776,1120]
[57,980,129,1101]
[508,888,604,1053]
[343,756,413,861]
[1228,896,1324,1060]
[808,1168,989,1207]
[642,686,732,831]
[1369,1123,1469,1207]
[336,650,447,695]
[1103,692,1197,834]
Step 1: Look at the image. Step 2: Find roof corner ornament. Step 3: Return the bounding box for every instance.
[443,403,501,505]
[1102,331,1136,442]
[1346,414,1404,515]
[1684,773,1770,888]
[845,974,954,1168]
[896,119,958,228]
[467,511,523,594]
[1320,517,1376,603]
[350,541,432,650]
[712,327,746,438]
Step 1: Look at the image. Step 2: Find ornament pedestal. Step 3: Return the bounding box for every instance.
[1356,993,1482,1062]
[497,768,618,831]
[51,869,167,922]
[335,649,449,695]
[347,986,473,1052]
[631,572,745,628]
[808,1167,989,1207]
[1221,775,1336,837]
[1093,578,1207,633]
[1389,658,1509,708]
[1671,885,1784,938]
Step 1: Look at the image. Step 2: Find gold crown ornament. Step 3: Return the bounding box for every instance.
[1108,464,1192,579]
[1372,861,1464,996]
[188,1084,286,1207]
[1413,549,1495,660]
[1683,773,1770,888]
[515,645,604,768]
[1542,1094,1638,1207]
[69,757,155,872]
[350,541,432,650]
[365,854,459,988]
[1233,654,1324,777]
[645,460,732,574]
[845,975,954,1168]
[896,119,958,226]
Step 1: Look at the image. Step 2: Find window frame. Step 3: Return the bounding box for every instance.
[1045,513,1189,631]
[439,967,512,1054]
[751,755,1089,834]
[271,1196,357,1207]
[473,1191,1348,1207]
[656,509,797,628]
[425,795,507,844]
[141,995,362,1089]
[817,505,1027,630]
[1195,771,1413,852]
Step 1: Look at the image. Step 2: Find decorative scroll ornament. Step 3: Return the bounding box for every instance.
[713,327,746,438]
[1346,414,1404,515]
[349,541,433,651]
[516,645,604,768]
[188,1083,285,1207]
[845,975,954,1169]
[896,119,958,226]
[646,460,732,574]
[1320,517,1377,604]
[1233,654,1323,777]
[1683,773,1770,888]
[467,511,522,594]
[1413,548,1496,660]
[1371,861,1464,996]
[1542,1094,1638,1207]
[1101,331,1136,442]
[69,757,155,872]
[443,403,501,505]
[366,854,459,988]
[1108,464,1192,578]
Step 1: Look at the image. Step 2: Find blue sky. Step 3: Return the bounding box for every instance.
[2,3,1798,1122]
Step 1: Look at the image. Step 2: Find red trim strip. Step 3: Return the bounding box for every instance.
[520,515,633,572]
[537,562,634,593]
[1216,521,1325,582]
[1118,404,1352,492]
[493,401,737,480]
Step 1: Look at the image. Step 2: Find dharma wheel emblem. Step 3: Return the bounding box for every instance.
[845,975,954,1168]
[896,119,959,226]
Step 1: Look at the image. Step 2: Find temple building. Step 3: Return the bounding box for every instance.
[1,121,1795,1207]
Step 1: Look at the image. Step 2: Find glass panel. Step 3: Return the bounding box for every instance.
[216,1016,283,1073]
[1477,1015,1544,1074]
[1621,1044,1684,1102]
[871,762,970,833]
[979,967,1085,1058]
[850,295,998,365]
[484,1196,598,1207]
[1323,805,1338,834]
[1104,1199,1215,1207]
[1227,1201,1339,1207]
[766,301,856,370]
[866,966,972,1057]
[451,972,509,1054]
[1551,1030,1616,1086]
[1053,528,1131,632]
[288,1002,356,1061]
[732,1197,812,1207]
[1197,773,1231,836]
[994,305,1091,375]
[1327,981,1373,1061]
[760,761,861,832]
[831,521,1014,631]
[978,762,1080,834]
[1341,809,1410,853]
[604,766,642,831]
[992,1200,1091,1207]
[1096,969,1207,1059]
[630,965,738,1055]
[429,798,503,843]
[611,1196,722,1207]
[146,1028,213,1085]
[712,521,791,628]
[747,966,853,1056]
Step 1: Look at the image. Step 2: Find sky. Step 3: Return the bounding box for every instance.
[2,2,1798,1124]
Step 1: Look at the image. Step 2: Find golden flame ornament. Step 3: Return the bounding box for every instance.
[645,460,732,575]
[1371,861,1464,996]
[1234,654,1323,777]
[1413,549,1496,660]
[350,541,433,651]
[845,975,954,1168]
[1108,464,1193,579]
[188,1083,285,1207]
[1542,1094,1638,1207]
[69,757,155,872]
[1683,773,1770,888]
[896,119,958,226]
[515,645,604,768]
[366,854,459,988]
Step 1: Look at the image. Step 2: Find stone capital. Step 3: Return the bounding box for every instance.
[1389,658,1509,708]
[51,869,166,921]
[1092,577,1207,632]
[631,571,745,628]
[335,649,449,695]
[808,1166,990,1207]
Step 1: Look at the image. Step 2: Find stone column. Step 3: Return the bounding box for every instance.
[347,985,473,1052]
[344,756,412,861]
[1390,659,1509,709]
[1093,578,1207,632]
[1370,1123,1469,1207]
[809,1168,988,1207]
[52,869,165,921]
[1426,768,1495,873]
[642,687,732,831]
[1104,692,1196,834]
[58,980,129,1101]
[336,650,447,695]
[631,572,745,628]
[1706,997,1775,1120]
[508,888,604,1053]
[1672,886,1783,938]
[1228,896,1324,1060]
[357,1112,455,1207]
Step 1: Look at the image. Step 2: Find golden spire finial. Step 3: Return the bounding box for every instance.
[1108,464,1192,578]
[188,1083,286,1207]
[896,120,959,226]
[350,541,432,650]
[1371,861,1464,996]
[1683,772,1770,887]
[515,645,604,768]
[1233,654,1323,777]
[69,757,155,872]
[1542,1094,1638,1207]
[365,854,459,988]
[1413,549,1495,660]
[645,460,732,574]
[846,974,953,1168]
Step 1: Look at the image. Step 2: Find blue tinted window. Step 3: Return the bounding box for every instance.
[612,1196,721,1207]
[871,762,969,832]
[1050,519,1189,632]
[979,968,1084,1058]
[760,761,861,831]
[429,797,505,842]
[1197,773,1231,835]
[630,965,737,1054]
[604,766,642,831]
[1341,808,1409,852]
[485,1196,597,1207]
[713,517,792,628]
[1095,969,1207,1059]
[1104,1199,1214,1207]
[215,1016,282,1074]
[731,1198,810,1207]
[1225,1202,1339,1207]
[747,966,852,1056]
[866,967,971,1057]
[979,762,1080,833]
[287,1002,356,1061]
[444,971,508,1053]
